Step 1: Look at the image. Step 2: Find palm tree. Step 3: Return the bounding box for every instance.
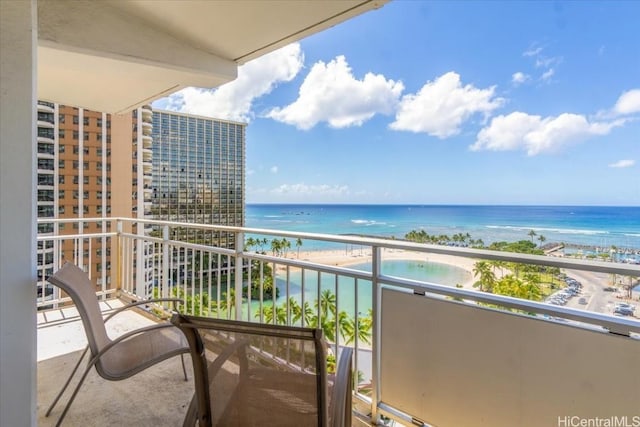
[270,238,281,256]
[472,261,495,292]
[295,238,303,258]
[528,230,537,243]
[245,236,256,251]
[537,234,546,248]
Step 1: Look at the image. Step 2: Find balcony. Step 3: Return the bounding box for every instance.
[36,217,640,426]
[141,121,152,136]
[141,134,152,148]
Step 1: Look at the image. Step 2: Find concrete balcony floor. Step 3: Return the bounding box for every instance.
[37,300,371,426]
[37,301,193,426]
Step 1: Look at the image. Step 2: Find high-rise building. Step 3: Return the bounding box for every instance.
[36,101,151,302]
[36,104,245,302]
[151,110,246,248]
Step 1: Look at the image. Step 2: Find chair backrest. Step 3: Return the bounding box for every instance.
[172,314,329,427]
[48,263,111,356]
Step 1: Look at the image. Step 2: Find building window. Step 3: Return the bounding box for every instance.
[83,162,88,170]
[97,162,103,171]
[83,117,89,126]
[97,191,102,199]
[59,190,65,199]
[58,175,65,184]
[97,118,102,127]
[59,129,65,138]
[83,205,89,214]
[59,160,65,169]
[84,176,89,185]
[97,148,102,156]
[84,133,89,141]
[59,115,65,124]
[59,206,65,214]
[97,205,102,214]
[73,146,79,154]
[73,115,79,124]
[73,130,79,139]
[73,206,79,214]
[83,191,89,199]
[83,147,89,155]
[73,190,79,199]
[59,144,65,153]
[73,161,79,169]
[73,175,79,184]
[97,176,102,185]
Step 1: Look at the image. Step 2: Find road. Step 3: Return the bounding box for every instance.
[563,269,638,320]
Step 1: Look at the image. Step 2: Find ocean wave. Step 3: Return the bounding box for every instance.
[351,219,387,226]
[485,225,609,235]
[264,215,284,218]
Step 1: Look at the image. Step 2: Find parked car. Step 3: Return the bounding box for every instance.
[614,306,634,316]
[615,302,636,312]
[578,297,587,305]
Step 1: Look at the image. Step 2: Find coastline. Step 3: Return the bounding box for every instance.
[287,247,478,289]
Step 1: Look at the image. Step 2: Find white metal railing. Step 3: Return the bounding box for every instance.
[37,217,640,425]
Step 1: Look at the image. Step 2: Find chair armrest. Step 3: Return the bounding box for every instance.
[331,347,353,427]
[103,298,184,323]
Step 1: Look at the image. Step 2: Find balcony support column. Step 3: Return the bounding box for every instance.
[370,245,382,423]
[0,1,37,425]
[234,232,244,320]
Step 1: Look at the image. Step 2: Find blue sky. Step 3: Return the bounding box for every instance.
[153,1,640,206]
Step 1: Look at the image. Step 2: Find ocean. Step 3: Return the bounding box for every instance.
[241,204,640,316]
[246,204,640,255]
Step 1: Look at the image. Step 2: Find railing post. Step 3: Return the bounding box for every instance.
[162,225,170,301]
[234,231,244,320]
[115,220,123,294]
[371,245,382,424]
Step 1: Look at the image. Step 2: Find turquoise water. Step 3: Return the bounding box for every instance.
[246,204,640,261]
[241,259,470,320]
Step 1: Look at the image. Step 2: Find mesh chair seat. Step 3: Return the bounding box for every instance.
[172,314,353,427]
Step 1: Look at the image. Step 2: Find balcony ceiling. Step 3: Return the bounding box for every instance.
[37,0,386,114]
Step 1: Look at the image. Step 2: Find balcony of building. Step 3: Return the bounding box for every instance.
[35,218,640,426]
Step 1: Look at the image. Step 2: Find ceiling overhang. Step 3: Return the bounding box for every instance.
[37,0,387,114]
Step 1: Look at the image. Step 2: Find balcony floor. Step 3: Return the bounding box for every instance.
[36,300,371,426]
[37,300,193,426]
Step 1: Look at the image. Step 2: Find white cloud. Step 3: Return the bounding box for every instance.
[270,166,279,174]
[161,43,304,122]
[523,46,543,57]
[390,72,504,138]
[472,112,623,155]
[512,72,530,85]
[266,56,403,130]
[609,159,635,168]
[540,68,555,82]
[271,183,349,196]
[614,89,640,115]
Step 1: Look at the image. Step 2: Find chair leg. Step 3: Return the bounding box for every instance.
[180,354,188,381]
[45,346,89,417]
[53,355,100,427]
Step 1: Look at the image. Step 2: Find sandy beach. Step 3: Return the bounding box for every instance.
[285,247,478,288]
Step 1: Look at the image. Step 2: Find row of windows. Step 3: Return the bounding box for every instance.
[61,190,112,200]
[56,205,112,215]
[62,115,110,128]
[58,129,111,143]
[57,160,111,171]
[56,175,110,185]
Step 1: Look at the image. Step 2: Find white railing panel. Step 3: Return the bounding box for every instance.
[380,287,640,427]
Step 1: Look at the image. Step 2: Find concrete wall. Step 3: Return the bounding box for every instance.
[0,1,38,425]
